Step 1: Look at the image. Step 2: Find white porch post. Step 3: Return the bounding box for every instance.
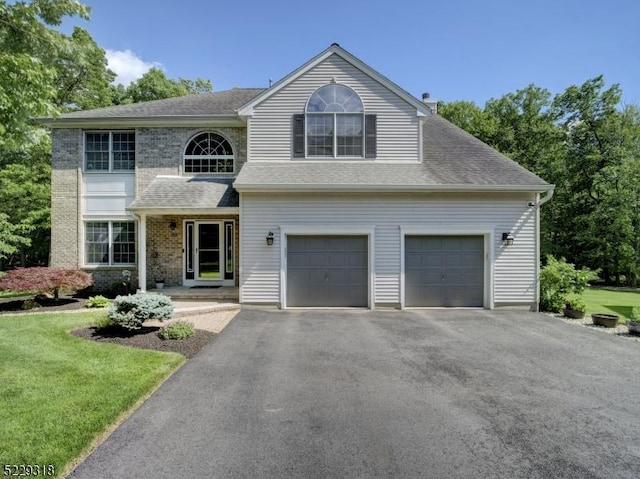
[138,213,147,292]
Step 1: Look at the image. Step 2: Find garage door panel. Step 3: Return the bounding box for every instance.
[405,235,484,307]
[287,235,368,307]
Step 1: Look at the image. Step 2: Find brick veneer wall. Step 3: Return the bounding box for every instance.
[146,215,240,289]
[50,129,81,268]
[136,127,247,193]
[50,126,246,291]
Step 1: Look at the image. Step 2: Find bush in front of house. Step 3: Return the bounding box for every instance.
[539,255,599,312]
[85,295,111,308]
[158,320,196,340]
[107,294,174,331]
[92,314,115,330]
[0,267,93,300]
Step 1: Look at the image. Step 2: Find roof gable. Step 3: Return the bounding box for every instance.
[237,44,431,117]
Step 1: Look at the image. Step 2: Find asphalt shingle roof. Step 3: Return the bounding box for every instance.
[56,88,265,119]
[128,177,238,210]
[234,114,550,190]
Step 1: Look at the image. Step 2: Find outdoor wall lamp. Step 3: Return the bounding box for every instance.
[502,232,514,246]
[266,231,274,246]
[169,220,177,231]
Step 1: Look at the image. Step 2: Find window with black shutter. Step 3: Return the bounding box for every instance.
[296,84,376,159]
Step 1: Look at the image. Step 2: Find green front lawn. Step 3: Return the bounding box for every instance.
[582,287,640,322]
[0,311,185,477]
[0,290,34,299]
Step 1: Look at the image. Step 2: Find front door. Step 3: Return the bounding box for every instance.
[197,223,221,280]
[184,220,234,285]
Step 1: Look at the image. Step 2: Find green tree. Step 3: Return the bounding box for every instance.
[0,0,100,267]
[439,100,492,139]
[554,76,640,284]
[442,77,640,285]
[0,0,91,149]
[0,213,30,260]
[441,88,568,259]
[114,67,213,104]
[55,27,116,111]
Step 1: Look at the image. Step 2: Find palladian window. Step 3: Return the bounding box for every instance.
[306,84,364,157]
[184,132,234,174]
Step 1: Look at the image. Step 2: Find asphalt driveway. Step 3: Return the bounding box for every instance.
[70,309,640,479]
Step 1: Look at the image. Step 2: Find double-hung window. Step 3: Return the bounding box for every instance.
[85,131,135,171]
[85,221,136,265]
[306,84,364,158]
[293,84,376,159]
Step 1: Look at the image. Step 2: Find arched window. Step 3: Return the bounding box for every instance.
[305,84,364,157]
[184,132,234,173]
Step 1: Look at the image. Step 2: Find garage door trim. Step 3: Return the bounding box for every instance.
[400,225,494,309]
[280,225,376,309]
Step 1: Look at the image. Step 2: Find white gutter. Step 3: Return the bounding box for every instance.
[233,183,555,194]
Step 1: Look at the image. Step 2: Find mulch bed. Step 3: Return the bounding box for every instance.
[1,294,217,358]
[71,326,217,359]
[0,294,88,314]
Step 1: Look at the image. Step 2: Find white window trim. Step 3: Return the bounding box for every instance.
[183,131,236,175]
[305,84,365,159]
[83,220,137,268]
[83,130,136,173]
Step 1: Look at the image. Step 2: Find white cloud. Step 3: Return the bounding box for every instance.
[106,49,162,86]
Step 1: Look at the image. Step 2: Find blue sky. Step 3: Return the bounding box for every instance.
[62,0,640,106]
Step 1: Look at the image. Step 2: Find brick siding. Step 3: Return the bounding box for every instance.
[50,126,246,290]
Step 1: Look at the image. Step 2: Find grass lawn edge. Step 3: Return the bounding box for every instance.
[61,343,187,478]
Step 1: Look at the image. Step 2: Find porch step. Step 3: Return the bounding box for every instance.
[153,286,239,301]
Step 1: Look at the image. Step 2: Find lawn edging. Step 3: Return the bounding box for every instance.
[62,353,186,477]
[0,311,186,478]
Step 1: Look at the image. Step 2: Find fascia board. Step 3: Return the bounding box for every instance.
[237,45,431,117]
[233,183,555,193]
[237,48,336,116]
[37,115,244,129]
[126,207,240,215]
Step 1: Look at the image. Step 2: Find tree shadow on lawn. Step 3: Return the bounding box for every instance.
[603,305,634,319]
[0,296,86,314]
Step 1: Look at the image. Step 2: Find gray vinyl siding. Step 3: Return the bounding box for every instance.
[248,54,420,162]
[239,192,538,307]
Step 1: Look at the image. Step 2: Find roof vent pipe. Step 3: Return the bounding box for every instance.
[421,91,438,114]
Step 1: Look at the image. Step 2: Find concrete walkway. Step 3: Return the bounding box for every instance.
[146,300,240,334]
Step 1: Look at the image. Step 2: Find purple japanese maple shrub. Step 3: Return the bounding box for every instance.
[0,267,93,300]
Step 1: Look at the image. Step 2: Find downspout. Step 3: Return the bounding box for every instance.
[538,188,554,206]
[534,187,555,311]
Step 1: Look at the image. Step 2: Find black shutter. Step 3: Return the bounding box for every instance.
[365,114,377,158]
[293,114,305,158]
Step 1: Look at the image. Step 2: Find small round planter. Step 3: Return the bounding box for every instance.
[627,320,640,336]
[592,313,619,328]
[563,308,585,319]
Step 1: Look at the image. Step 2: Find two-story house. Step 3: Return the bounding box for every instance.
[41,44,553,310]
